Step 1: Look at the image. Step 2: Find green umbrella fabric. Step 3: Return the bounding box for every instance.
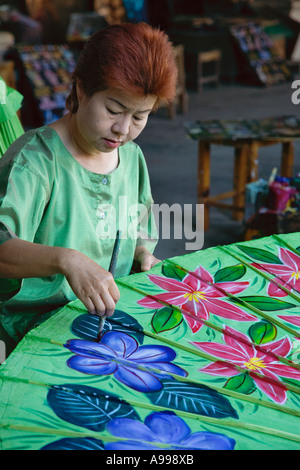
[0,76,24,157]
[0,232,300,450]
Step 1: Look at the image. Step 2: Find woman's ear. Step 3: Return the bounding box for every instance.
[76,80,84,103]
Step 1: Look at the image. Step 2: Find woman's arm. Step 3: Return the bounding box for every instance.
[0,238,119,317]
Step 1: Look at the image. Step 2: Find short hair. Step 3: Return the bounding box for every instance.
[66,22,178,113]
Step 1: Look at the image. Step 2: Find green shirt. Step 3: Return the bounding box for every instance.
[0,126,157,345]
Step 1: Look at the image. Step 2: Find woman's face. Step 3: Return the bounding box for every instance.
[74,87,157,156]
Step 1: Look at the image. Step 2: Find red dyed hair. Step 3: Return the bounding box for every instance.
[66,23,178,113]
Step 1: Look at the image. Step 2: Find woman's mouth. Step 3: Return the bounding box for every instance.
[103,138,122,149]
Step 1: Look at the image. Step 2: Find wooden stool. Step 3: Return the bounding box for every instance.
[197,49,221,93]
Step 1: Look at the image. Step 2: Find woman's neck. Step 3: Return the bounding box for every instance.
[49,114,119,175]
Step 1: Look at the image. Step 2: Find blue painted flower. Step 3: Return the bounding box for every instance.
[105,411,236,450]
[65,331,187,393]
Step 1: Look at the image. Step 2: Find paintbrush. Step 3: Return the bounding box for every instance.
[96,230,121,342]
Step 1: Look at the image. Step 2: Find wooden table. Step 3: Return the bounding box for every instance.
[198,137,295,229]
[186,117,300,230]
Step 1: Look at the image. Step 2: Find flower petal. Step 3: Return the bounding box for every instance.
[137,296,164,309]
[148,274,191,294]
[278,315,300,326]
[65,339,116,359]
[279,248,300,271]
[266,362,300,381]
[181,300,209,332]
[184,266,214,290]
[267,279,289,297]
[115,365,162,392]
[183,313,204,334]
[180,431,235,450]
[222,326,256,358]
[199,361,240,377]
[254,262,293,277]
[193,340,249,363]
[143,361,187,378]
[204,298,257,321]
[145,412,190,444]
[181,296,208,318]
[251,369,287,404]
[106,417,157,442]
[261,336,292,359]
[101,331,138,358]
[105,441,160,450]
[181,273,201,292]
[130,345,176,363]
[214,281,249,296]
[67,355,117,375]
[139,291,189,309]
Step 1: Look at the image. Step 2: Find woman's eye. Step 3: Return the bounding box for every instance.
[107,108,119,115]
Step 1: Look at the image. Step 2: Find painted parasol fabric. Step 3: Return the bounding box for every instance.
[0,232,300,450]
[0,76,24,157]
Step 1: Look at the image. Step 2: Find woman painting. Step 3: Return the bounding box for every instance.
[0,22,177,355]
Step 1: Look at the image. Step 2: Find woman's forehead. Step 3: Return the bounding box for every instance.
[102,88,157,112]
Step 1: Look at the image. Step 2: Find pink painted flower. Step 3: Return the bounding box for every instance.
[278,315,300,327]
[252,247,300,297]
[137,266,256,333]
[192,326,300,404]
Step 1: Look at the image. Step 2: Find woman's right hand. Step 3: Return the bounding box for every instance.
[61,249,120,318]
[0,239,119,317]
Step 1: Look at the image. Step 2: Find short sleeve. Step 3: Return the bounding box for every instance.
[0,161,48,243]
[0,137,50,301]
[0,220,17,245]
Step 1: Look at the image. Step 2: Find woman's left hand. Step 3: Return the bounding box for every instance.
[134,245,161,272]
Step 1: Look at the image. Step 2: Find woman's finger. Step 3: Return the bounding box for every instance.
[98,290,117,317]
[109,282,120,304]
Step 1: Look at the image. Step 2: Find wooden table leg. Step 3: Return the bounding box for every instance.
[198,141,211,230]
[247,141,259,182]
[233,144,248,221]
[281,141,294,177]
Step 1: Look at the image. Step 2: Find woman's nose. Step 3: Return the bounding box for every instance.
[112,115,130,136]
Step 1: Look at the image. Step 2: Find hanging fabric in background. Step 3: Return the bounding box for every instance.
[0,76,24,157]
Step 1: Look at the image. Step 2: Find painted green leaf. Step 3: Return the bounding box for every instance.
[151,307,183,333]
[232,296,295,311]
[71,311,144,344]
[47,384,140,432]
[162,263,186,281]
[248,320,277,344]
[41,437,105,450]
[224,374,256,395]
[149,380,238,419]
[237,245,282,264]
[214,264,246,283]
